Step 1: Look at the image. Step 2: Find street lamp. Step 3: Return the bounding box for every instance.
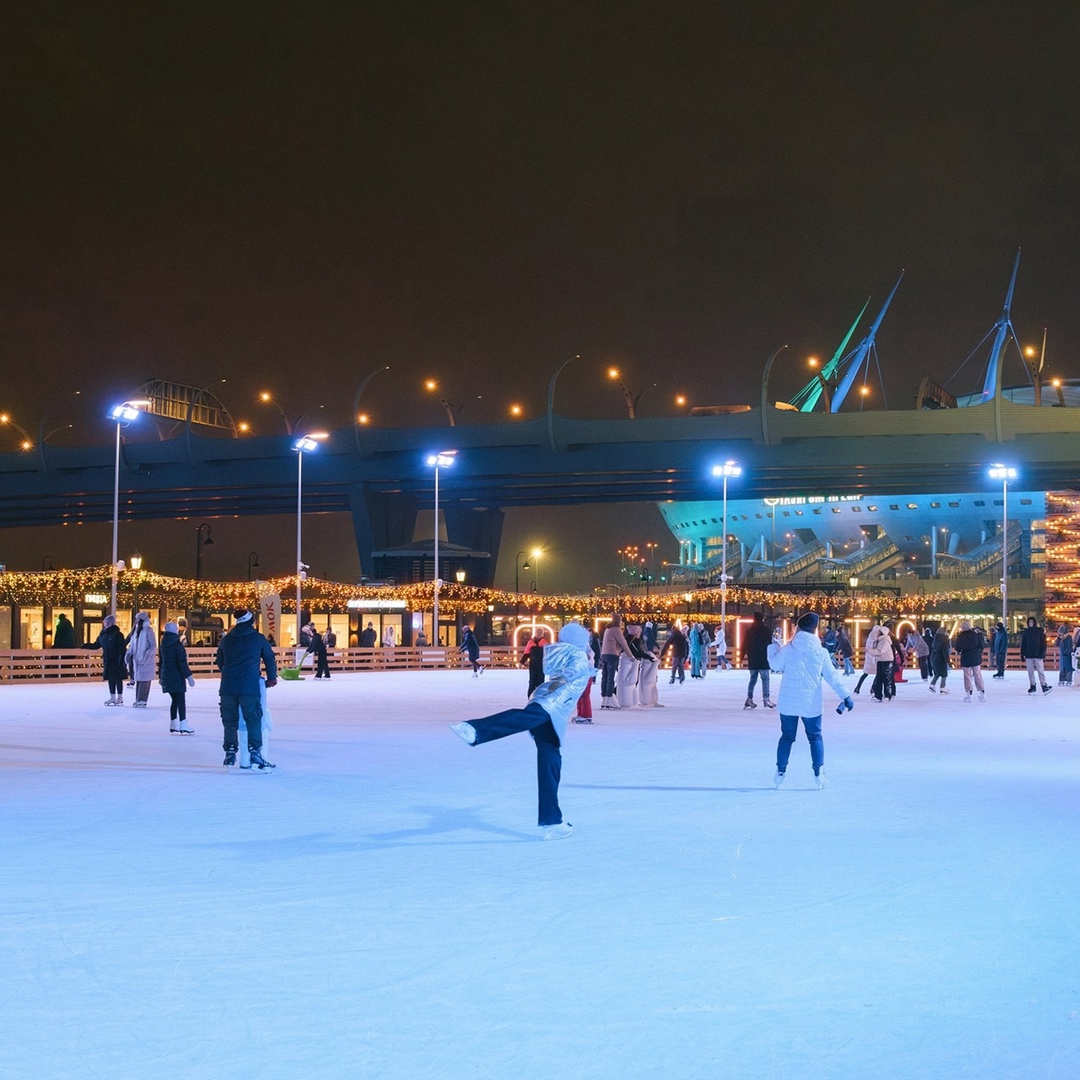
[294,432,329,645]
[248,551,261,580]
[711,459,743,631]
[260,392,296,435]
[989,464,1017,629]
[0,412,34,450]
[107,399,152,616]
[195,523,214,579]
[425,449,458,646]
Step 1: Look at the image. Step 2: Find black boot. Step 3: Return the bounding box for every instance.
[249,748,276,770]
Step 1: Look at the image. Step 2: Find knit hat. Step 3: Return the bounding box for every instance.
[233,609,253,624]
[164,621,179,634]
[797,611,819,632]
[103,614,116,628]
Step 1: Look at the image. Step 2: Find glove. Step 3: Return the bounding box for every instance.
[265,679,277,689]
[836,696,854,714]
[187,676,195,688]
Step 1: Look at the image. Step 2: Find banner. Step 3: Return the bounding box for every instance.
[256,583,281,646]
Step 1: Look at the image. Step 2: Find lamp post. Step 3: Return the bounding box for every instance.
[247,551,261,580]
[195,523,214,579]
[515,551,531,594]
[294,432,329,645]
[989,464,1017,629]
[711,459,743,631]
[130,552,143,615]
[260,392,296,435]
[425,450,458,646]
[107,399,152,617]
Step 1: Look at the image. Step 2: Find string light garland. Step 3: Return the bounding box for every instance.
[0,564,1007,619]
[1044,491,1080,625]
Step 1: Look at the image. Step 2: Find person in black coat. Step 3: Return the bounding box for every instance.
[52,613,76,649]
[307,624,331,679]
[459,623,483,676]
[522,631,547,697]
[359,621,378,649]
[742,612,776,709]
[88,614,128,706]
[215,609,278,768]
[1019,616,1051,694]
[159,621,195,733]
[661,623,688,684]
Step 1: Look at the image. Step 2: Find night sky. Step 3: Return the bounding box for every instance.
[2,3,1079,586]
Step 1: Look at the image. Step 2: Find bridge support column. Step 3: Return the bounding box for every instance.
[348,487,419,579]
[443,506,505,588]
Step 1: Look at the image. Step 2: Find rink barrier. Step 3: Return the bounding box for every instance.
[0,646,1044,683]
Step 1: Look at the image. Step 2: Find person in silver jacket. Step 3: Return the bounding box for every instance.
[450,621,592,840]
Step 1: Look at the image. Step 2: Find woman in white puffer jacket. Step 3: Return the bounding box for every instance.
[766,612,852,789]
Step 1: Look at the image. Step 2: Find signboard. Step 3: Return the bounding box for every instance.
[347,598,408,611]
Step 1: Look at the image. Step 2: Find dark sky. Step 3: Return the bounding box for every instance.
[2,3,1079,584]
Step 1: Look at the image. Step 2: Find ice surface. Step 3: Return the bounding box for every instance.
[3,666,1079,1079]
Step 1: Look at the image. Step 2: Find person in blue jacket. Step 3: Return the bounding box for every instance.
[450,621,592,840]
[458,622,484,676]
[767,611,853,790]
[215,609,278,769]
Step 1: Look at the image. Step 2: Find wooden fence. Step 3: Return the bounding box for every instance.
[0,645,1048,684]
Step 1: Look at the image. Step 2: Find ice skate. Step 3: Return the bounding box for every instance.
[170,721,180,733]
[1028,685,1037,693]
[743,698,757,710]
[963,694,972,702]
[571,717,592,724]
[223,749,237,767]
[179,723,194,734]
[928,684,936,692]
[449,721,477,745]
[773,769,785,788]
[540,822,573,841]
[1042,684,1052,694]
[977,693,985,702]
[105,695,120,706]
[763,698,777,709]
[815,771,828,790]
[248,749,275,770]
[939,688,949,695]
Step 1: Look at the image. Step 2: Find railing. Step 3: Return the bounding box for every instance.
[0,645,1050,683]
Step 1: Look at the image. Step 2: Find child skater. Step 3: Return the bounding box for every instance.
[451,621,592,840]
[767,611,853,790]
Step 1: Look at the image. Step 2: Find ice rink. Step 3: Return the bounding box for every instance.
[3,663,1079,1080]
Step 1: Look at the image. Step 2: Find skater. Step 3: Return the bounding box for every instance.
[308,623,331,679]
[836,626,855,676]
[360,621,378,648]
[767,611,852,790]
[1056,623,1073,686]
[630,624,661,708]
[928,625,952,694]
[953,620,986,702]
[127,612,157,708]
[521,629,547,697]
[661,621,688,685]
[573,628,599,724]
[616,624,642,707]
[688,623,705,678]
[600,616,632,707]
[215,608,278,768]
[88,613,128,705]
[450,621,592,840]
[742,612,775,708]
[990,622,1008,678]
[713,623,731,670]
[159,621,196,733]
[865,621,895,702]
[1019,616,1051,695]
[238,676,273,769]
[459,622,484,676]
[906,628,930,681]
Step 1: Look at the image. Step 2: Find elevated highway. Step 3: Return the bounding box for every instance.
[2,399,1080,583]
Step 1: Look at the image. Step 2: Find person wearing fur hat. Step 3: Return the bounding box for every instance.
[766,611,853,789]
[215,609,278,768]
[159,621,196,732]
[127,611,158,708]
[450,620,592,840]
